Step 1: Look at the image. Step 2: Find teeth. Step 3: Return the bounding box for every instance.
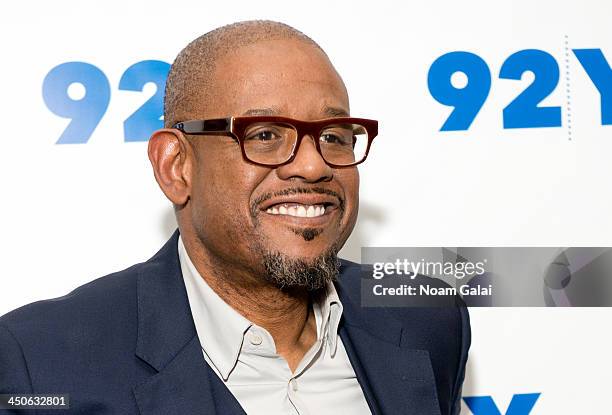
[265,204,327,218]
[306,206,315,217]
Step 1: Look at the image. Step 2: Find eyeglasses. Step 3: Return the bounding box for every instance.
[172,116,378,168]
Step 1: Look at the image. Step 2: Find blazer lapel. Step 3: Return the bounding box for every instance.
[133,336,246,415]
[133,336,215,415]
[132,231,245,415]
[337,266,442,415]
[340,324,442,415]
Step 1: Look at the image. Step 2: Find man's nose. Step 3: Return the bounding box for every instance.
[275,135,333,183]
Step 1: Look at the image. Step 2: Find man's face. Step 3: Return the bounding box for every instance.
[186,38,358,285]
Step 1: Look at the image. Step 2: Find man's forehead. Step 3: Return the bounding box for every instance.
[213,39,341,81]
[198,40,349,118]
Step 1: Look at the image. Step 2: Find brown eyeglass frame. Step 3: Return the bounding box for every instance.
[172,116,378,168]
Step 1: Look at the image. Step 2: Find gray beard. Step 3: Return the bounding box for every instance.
[261,249,340,291]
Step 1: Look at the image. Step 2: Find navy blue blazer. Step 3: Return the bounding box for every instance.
[0,231,470,414]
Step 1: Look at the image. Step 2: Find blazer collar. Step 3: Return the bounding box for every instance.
[135,229,194,372]
[133,230,245,415]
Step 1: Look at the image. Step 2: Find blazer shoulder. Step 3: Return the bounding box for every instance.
[0,261,144,345]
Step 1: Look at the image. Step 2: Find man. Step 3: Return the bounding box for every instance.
[0,21,470,414]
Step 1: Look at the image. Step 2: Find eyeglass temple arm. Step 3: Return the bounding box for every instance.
[172,118,233,135]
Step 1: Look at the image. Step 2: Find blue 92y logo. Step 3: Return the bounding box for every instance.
[463,393,541,415]
[42,60,170,144]
[427,48,611,131]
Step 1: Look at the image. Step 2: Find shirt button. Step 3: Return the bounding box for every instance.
[249,334,263,346]
[290,378,298,392]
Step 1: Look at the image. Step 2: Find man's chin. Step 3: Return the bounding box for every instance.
[260,248,340,291]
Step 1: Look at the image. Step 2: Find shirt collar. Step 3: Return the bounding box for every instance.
[315,276,343,356]
[179,236,252,380]
[178,236,344,378]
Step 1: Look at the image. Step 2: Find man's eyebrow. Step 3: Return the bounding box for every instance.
[241,106,350,117]
[242,107,280,116]
[322,106,349,117]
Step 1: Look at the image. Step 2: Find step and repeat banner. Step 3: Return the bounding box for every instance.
[1,0,611,413]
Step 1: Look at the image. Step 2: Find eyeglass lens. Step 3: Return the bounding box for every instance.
[242,122,368,166]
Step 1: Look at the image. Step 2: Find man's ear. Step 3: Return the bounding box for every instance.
[148,128,192,206]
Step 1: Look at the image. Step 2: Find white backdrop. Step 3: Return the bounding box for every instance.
[1,1,611,413]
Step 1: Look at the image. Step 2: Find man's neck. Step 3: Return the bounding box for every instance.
[181,232,318,371]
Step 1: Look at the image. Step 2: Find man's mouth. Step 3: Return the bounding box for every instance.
[265,203,328,218]
[254,187,343,224]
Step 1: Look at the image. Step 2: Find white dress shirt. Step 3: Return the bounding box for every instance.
[178,237,371,415]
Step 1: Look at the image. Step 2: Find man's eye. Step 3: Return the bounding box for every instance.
[245,129,280,141]
[320,132,351,145]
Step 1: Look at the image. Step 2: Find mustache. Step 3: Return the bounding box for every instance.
[251,187,345,218]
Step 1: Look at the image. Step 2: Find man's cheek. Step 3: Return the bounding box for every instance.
[340,177,359,221]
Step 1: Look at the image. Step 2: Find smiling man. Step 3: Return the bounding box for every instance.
[0,21,469,415]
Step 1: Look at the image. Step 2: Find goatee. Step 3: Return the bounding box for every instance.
[261,248,340,291]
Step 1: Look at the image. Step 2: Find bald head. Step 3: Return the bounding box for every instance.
[164,20,327,128]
